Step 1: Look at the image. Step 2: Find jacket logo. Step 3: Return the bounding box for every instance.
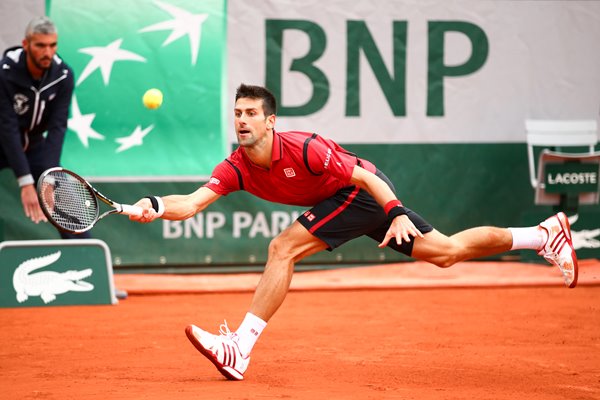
[13,93,29,115]
[284,168,296,178]
[209,177,220,185]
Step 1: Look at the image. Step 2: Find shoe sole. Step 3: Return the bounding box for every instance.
[184,325,243,381]
[556,212,579,288]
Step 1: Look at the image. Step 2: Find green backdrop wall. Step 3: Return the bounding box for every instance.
[2,143,569,270]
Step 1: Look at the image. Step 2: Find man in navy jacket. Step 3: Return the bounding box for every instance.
[0,16,87,239]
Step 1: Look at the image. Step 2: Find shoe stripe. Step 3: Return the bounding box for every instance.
[550,233,562,250]
[230,345,237,368]
[225,344,231,367]
[552,235,567,253]
[222,343,230,367]
[550,230,564,251]
[221,343,236,368]
[551,231,568,252]
[557,213,572,241]
[555,237,568,254]
[554,238,566,254]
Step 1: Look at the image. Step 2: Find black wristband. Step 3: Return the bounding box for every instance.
[144,196,159,212]
[387,205,408,220]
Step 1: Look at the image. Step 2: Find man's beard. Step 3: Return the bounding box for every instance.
[26,44,52,71]
[237,134,258,147]
[32,56,52,71]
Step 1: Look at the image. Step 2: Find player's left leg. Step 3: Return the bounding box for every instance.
[185,221,328,381]
[249,221,329,321]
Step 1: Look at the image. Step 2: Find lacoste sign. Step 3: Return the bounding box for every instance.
[545,163,600,194]
[0,240,118,307]
[13,251,94,304]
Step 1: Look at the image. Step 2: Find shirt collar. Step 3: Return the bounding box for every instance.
[271,130,283,162]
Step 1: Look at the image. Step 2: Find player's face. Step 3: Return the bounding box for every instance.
[23,33,58,75]
[234,97,275,148]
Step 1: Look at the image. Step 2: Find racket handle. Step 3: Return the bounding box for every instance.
[119,204,144,217]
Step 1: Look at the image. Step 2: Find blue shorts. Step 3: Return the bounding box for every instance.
[297,170,433,256]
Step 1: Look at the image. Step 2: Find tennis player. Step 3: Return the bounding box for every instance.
[131,83,578,381]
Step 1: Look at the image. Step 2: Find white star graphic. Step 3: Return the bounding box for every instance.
[139,1,208,65]
[67,96,105,148]
[115,124,155,153]
[77,39,146,86]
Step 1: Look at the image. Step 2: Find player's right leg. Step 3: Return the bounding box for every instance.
[410,227,512,268]
[535,212,578,287]
[408,213,577,287]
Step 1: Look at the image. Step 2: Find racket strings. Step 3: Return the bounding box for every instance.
[39,171,98,232]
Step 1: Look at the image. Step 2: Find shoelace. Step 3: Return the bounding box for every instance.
[219,320,239,341]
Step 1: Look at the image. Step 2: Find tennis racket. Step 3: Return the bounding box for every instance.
[37,167,143,234]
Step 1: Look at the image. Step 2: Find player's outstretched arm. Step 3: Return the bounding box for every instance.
[130,187,221,223]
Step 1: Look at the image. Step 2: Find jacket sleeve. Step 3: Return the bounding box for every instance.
[42,66,74,167]
[0,72,31,180]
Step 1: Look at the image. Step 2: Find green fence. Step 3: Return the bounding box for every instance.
[4,142,581,271]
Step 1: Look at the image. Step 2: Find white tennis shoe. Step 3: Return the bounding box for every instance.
[185,322,250,381]
[538,212,578,288]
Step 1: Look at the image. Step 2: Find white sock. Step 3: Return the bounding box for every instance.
[508,227,547,251]
[235,312,267,357]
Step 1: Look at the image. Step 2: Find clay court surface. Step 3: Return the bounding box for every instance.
[2,261,600,400]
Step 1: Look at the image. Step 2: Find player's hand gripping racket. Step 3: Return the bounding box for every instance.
[37,167,143,234]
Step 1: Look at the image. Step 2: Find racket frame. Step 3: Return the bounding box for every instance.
[37,167,136,234]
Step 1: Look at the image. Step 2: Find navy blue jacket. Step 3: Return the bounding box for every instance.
[0,46,74,183]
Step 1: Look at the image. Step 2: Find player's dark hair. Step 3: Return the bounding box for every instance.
[235,84,277,117]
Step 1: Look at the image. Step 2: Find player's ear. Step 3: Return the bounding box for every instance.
[266,114,276,130]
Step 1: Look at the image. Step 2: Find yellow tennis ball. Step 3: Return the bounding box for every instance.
[143,88,163,109]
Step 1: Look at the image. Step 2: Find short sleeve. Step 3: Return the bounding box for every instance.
[305,135,358,183]
[203,159,241,195]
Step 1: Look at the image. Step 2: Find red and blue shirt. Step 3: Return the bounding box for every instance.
[204,131,376,206]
